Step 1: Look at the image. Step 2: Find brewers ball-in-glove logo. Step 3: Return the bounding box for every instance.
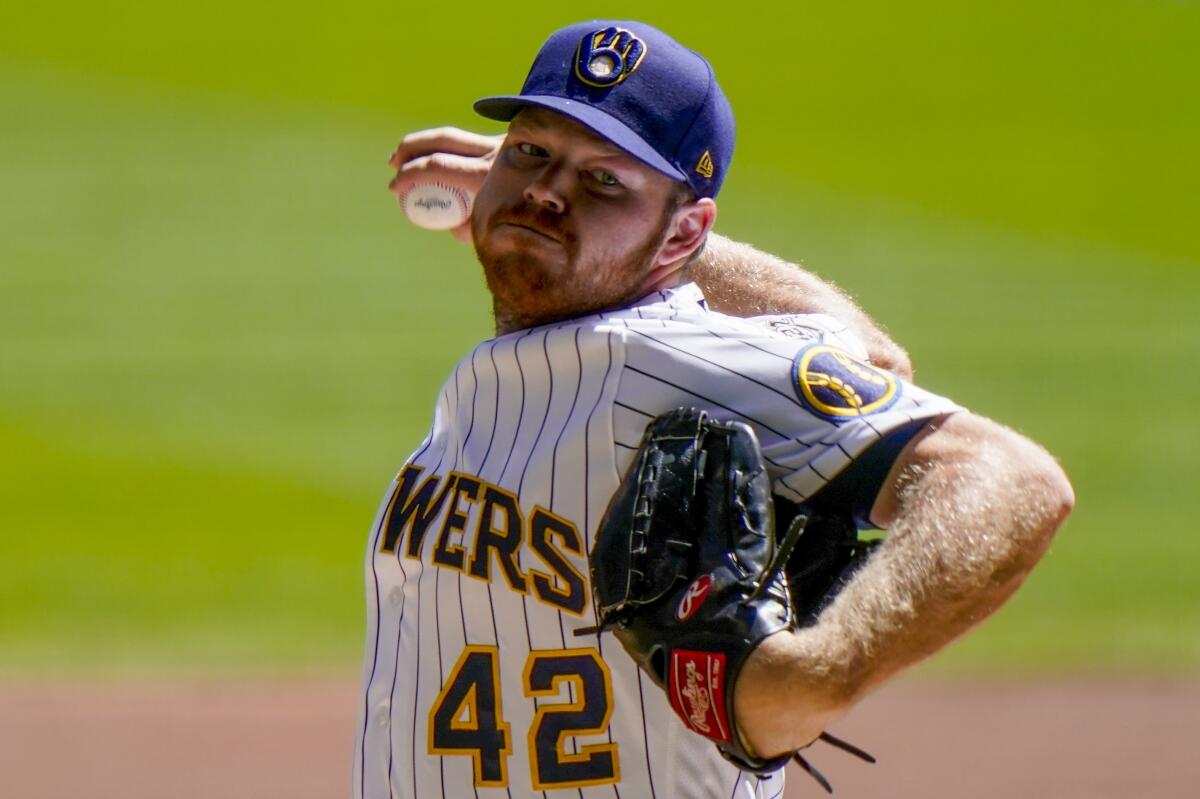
[575,27,647,87]
[792,344,899,421]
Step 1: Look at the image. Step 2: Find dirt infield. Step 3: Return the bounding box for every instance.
[1,675,1195,798]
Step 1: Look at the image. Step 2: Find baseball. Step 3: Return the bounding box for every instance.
[400,182,474,230]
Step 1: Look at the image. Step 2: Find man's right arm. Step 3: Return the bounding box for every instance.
[388,127,912,380]
[693,234,912,379]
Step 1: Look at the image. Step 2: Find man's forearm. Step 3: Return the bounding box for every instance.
[692,233,913,380]
[813,414,1071,690]
[734,413,1074,756]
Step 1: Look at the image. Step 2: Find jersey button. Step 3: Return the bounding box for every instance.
[388,587,403,607]
[374,700,391,728]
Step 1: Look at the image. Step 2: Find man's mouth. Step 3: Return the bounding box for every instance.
[491,208,569,245]
[498,221,562,244]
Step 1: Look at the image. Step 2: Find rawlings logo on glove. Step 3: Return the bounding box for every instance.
[676,575,714,621]
[670,650,730,740]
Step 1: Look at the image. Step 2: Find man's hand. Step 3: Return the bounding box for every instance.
[588,408,882,786]
[388,127,503,243]
[587,408,801,773]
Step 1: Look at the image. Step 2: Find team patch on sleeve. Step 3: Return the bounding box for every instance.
[791,344,899,421]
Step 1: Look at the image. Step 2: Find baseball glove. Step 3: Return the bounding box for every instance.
[581,407,875,789]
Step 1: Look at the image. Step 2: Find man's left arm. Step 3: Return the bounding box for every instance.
[733,411,1075,756]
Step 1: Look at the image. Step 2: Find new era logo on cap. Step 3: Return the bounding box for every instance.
[474,20,736,199]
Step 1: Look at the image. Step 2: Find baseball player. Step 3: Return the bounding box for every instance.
[358,20,1073,798]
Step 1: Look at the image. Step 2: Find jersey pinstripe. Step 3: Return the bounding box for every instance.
[354,284,960,799]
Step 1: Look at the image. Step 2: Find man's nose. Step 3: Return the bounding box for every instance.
[523,165,568,214]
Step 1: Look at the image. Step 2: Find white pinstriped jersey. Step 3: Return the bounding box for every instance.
[354,283,960,799]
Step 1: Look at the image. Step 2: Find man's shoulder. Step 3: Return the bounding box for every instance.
[475,285,868,364]
[593,285,870,360]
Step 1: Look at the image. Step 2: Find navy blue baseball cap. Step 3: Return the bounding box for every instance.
[474,20,735,199]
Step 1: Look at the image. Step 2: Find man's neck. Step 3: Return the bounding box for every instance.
[491,301,594,336]
[490,275,691,336]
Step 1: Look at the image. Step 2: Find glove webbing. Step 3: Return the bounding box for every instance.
[747,511,808,601]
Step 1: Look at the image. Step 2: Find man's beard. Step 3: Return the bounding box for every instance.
[473,201,671,333]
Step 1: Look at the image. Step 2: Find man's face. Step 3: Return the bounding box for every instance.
[471,108,692,331]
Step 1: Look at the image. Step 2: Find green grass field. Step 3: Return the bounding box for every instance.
[2,1,1197,674]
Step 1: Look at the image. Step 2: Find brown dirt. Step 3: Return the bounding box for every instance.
[1,675,1195,798]
[789,678,1200,798]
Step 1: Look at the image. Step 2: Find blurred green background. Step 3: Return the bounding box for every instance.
[2,1,1196,675]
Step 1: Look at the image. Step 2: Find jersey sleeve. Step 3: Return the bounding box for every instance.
[607,311,962,506]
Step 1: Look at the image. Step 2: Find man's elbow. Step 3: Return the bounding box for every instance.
[931,413,1074,580]
[877,342,913,382]
[1043,457,1075,529]
[996,430,1075,578]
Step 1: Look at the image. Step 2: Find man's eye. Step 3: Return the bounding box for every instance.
[516,142,548,157]
[589,169,621,187]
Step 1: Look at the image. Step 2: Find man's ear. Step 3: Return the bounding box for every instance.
[657,198,717,266]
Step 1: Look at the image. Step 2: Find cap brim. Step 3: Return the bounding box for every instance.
[474,94,687,184]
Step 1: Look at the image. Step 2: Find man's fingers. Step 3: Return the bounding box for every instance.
[388,127,503,168]
[388,151,491,199]
[386,127,501,244]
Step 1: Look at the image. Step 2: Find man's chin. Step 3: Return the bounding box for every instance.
[477,236,569,282]
[481,258,596,330]
[478,247,548,294]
